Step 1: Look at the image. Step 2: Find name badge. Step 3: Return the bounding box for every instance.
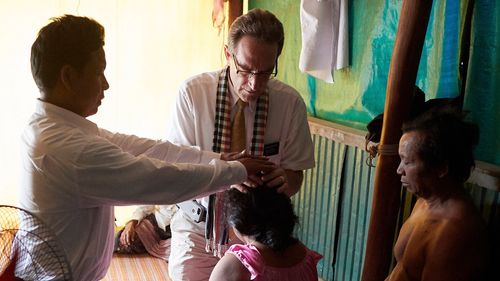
[263,142,279,156]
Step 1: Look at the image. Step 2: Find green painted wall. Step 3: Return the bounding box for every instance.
[250,0,500,166]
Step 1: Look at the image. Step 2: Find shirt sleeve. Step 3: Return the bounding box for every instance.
[73,137,246,207]
[280,97,315,171]
[99,128,220,164]
[130,205,178,229]
[165,83,197,146]
[130,205,155,221]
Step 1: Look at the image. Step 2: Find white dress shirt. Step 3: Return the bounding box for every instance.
[130,205,178,231]
[167,70,316,207]
[19,100,246,281]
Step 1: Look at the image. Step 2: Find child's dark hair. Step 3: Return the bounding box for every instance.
[224,186,298,252]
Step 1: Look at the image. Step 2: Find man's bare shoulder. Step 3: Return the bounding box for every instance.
[415,194,484,250]
[391,196,489,281]
[430,194,485,229]
[421,196,488,280]
[433,199,485,245]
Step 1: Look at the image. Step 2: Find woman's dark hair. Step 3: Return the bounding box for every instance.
[31,15,105,93]
[402,106,479,182]
[224,186,298,252]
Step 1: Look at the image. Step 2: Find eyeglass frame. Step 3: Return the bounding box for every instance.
[231,53,278,80]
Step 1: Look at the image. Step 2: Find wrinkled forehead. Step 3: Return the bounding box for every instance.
[233,36,277,69]
[234,36,277,55]
[399,131,425,156]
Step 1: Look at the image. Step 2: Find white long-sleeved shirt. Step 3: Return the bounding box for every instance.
[19,100,246,281]
[130,204,178,231]
[166,70,315,208]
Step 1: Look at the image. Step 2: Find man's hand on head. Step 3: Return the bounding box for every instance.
[221,150,249,161]
[221,150,269,162]
[237,157,275,180]
[261,168,303,197]
[231,175,264,192]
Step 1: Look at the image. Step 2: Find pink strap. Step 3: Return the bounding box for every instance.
[226,244,264,279]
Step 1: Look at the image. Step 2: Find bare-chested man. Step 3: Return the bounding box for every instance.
[386,107,490,281]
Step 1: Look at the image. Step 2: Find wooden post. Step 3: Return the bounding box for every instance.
[361,1,433,280]
[228,0,243,27]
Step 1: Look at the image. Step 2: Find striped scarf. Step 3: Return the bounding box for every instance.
[206,66,268,256]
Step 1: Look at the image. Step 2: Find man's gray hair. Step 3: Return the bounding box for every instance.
[227,9,284,58]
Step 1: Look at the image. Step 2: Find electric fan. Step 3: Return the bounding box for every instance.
[0,205,72,281]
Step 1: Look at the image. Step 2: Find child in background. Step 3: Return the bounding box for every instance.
[209,186,322,281]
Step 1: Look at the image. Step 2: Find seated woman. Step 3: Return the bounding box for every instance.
[115,205,177,260]
[209,186,322,281]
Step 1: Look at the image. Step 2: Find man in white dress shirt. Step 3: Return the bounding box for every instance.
[19,15,273,281]
[167,9,315,281]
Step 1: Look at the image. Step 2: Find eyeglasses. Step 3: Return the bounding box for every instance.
[231,53,278,80]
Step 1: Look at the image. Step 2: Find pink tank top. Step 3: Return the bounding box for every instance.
[226,243,322,281]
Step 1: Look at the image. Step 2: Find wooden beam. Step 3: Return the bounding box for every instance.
[361,1,434,280]
[228,0,243,27]
[308,117,367,149]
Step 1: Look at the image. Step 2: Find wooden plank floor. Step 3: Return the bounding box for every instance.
[101,254,171,281]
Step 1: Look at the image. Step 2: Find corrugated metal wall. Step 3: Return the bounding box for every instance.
[467,183,500,273]
[293,133,375,281]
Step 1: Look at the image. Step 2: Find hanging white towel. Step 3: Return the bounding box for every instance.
[299,0,349,83]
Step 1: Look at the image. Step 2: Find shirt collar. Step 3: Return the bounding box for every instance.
[227,82,257,113]
[35,99,99,135]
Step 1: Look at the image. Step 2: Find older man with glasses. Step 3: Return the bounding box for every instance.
[166,8,315,281]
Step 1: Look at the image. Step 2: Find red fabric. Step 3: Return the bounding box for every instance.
[212,0,225,28]
[0,251,17,281]
[135,219,170,260]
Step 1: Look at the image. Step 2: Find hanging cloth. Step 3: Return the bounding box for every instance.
[207,66,268,256]
[212,0,225,33]
[299,0,349,83]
